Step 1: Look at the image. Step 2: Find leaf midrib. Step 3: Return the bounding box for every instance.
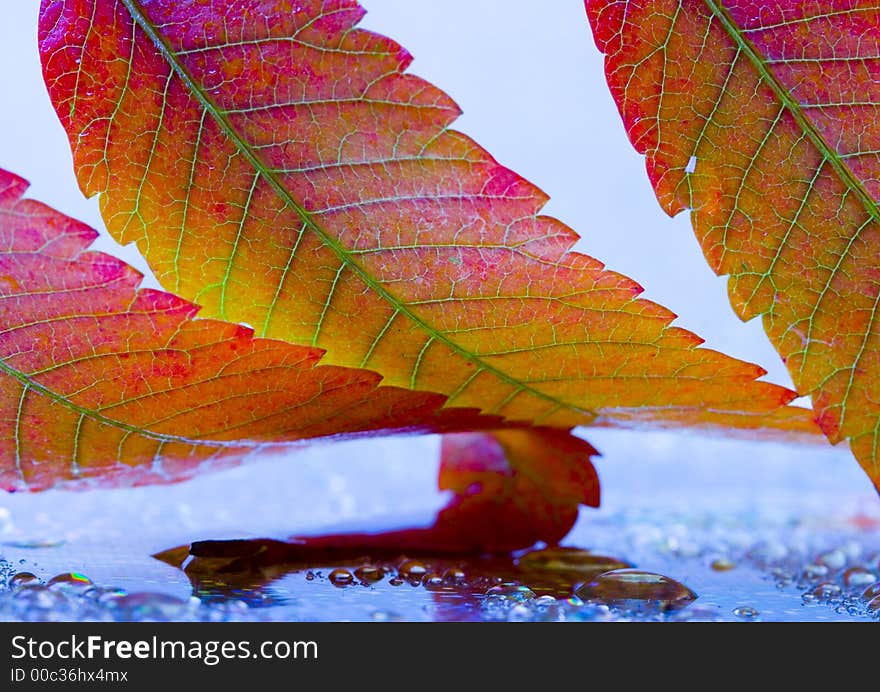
[703,0,880,238]
[119,0,591,420]
[703,0,880,425]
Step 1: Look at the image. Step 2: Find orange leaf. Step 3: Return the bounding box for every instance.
[39,0,819,437]
[0,167,518,491]
[586,0,880,487]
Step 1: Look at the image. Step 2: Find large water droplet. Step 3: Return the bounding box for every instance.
[575,569,697,612]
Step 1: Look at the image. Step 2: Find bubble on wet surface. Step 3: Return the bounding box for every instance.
[732,606,759,620]
[574,569,697,613]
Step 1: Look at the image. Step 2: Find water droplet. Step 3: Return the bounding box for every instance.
[799,563,829,583]
[867,595,880,615]
[733,606,759,620]
[485,584,536,602]
[710,558,736,572]
[388,577,404,587]
[574,569,697,612]
[398,559,427,580]
[305,571,315,581]
[422,573,445,590]
[442,567,466,584]
[47,572,92,592]
[842,566,877,590]
[810,582,842,602]
[860,581,880,602]
[816,549,847,570]
[354,564,383,583]
[9,571,39,588]
[328,568,354,586]
[517,548,631,575]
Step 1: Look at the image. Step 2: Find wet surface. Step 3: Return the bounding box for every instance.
[1,433,879,622]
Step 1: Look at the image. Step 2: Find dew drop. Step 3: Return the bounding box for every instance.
[842,566,876,590]
[574,569,697,612]
[328,568,354,586]
[423,573,445,590]
[710,558,736,572]
[353,564,383,583]
[442,567,466,584]
[799,563,829,583]
[47,572,92,592]
[398,559,427,582]
[810,581,842,602]
[9,571,39,588]
[860,581,880,602]
[733,606,759,620]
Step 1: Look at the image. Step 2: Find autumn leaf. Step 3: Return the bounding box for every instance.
[585,0,880,487]
[39,0,819,436]
[0,166,521,491]
[0,165,602,548]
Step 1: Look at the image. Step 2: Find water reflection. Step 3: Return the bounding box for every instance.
[155,537,651,621]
